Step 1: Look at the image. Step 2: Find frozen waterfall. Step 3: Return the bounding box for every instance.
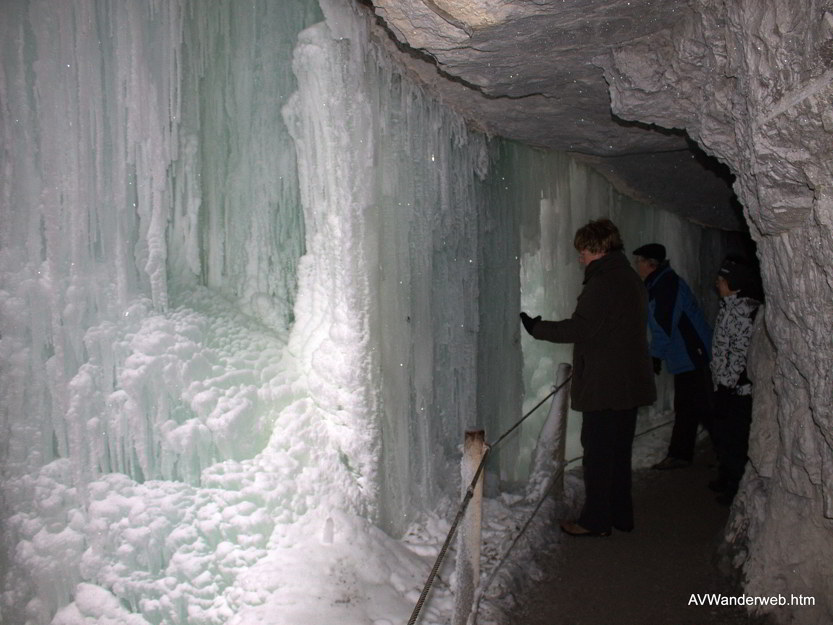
[0,0,719,623]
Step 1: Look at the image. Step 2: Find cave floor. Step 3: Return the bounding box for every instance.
[509,444,776,625]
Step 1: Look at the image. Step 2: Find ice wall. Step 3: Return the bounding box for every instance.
[170,0,321,331]
[0,0,325,487]
[0,0,187,480]
[1,0,717,623]
[0,0,510,620]
[278,0,531,532]
[0,1,331,621]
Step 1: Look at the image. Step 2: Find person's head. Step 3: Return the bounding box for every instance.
[715,274,733,298]
[574,218,623,266]
[716,256,757,298]
[632,243,666,279]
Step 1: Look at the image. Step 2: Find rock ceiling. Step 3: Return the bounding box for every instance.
[365,0,745,230]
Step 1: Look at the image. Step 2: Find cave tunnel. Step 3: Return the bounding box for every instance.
[1,1,831,624]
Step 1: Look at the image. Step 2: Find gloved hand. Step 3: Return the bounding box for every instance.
[652,357,662,375]
[520,312,541,336]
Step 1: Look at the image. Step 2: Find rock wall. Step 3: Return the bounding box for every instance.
[600,1,833,622]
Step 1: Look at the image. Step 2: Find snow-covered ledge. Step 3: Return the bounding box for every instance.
[599,1,833,622]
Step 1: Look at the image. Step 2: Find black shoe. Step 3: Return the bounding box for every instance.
[560,521,611,537]
[652,457,691,470]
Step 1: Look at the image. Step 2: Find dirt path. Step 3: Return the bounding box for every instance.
[510,446,774,625]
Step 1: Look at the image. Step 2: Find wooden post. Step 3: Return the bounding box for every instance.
[452,430,486,625]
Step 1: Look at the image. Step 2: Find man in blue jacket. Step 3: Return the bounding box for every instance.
[633,243,713,469]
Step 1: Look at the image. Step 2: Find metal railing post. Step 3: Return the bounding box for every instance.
[452,429,486,625]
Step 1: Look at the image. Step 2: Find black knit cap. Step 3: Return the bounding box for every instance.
[632,243,666,263]
[718,256,757,294]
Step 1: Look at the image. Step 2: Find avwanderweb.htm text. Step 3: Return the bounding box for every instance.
[689,594,815,607]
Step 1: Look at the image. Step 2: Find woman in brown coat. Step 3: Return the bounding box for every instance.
[521,218,656,536]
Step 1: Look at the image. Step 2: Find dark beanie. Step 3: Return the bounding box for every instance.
[632,243,666,263]
[718,257,757,294]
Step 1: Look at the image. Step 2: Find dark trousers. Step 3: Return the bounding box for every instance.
[712,388,752,494]
[578,408,638,533]
[667,367,713,462]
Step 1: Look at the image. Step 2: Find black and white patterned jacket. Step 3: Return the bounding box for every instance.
[710,293,761,395]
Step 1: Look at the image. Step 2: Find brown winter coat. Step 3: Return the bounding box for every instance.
[532,250,656,412]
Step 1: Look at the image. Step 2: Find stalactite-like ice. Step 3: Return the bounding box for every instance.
[0,1,720,624]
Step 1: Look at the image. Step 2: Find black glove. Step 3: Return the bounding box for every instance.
[520,312,541,336]
[652,357,662,375]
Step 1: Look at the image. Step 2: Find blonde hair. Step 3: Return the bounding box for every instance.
[573,218,624,254]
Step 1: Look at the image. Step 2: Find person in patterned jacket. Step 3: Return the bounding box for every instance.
[710,255,762,504]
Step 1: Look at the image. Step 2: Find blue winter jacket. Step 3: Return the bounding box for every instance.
[644,262,712,374]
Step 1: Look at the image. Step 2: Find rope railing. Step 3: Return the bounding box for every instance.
[469,460,565,625]
[406,445,492,625]
[489,386,560,451]
[406,370,677,625]
[406,375,571,625]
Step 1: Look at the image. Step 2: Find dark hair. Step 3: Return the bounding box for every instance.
[574,218,624,254]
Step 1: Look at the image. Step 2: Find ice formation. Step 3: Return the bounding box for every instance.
[0,1,715,623]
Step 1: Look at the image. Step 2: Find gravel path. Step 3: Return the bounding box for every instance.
[509,446,775,625]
